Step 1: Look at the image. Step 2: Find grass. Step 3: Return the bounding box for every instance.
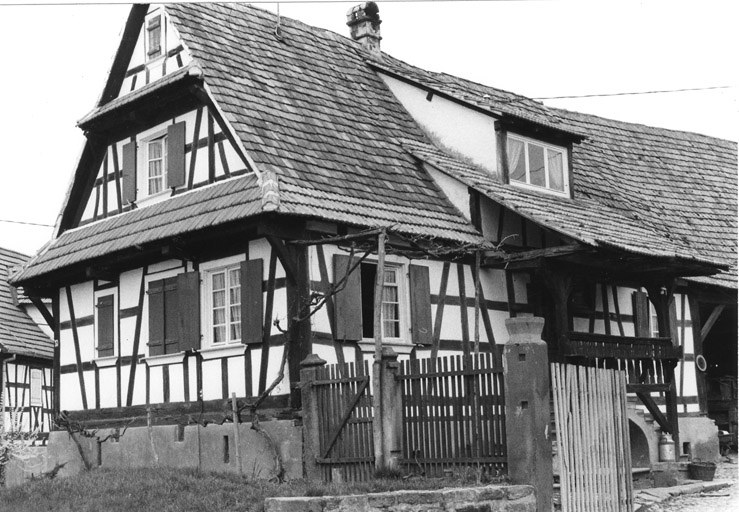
[0,466,497,512]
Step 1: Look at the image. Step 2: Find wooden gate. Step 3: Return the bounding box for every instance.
[314,360,374,482]
[551,363,634,512]
[398,353,506,477]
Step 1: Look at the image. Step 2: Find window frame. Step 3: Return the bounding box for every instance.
[507,133,570,197]
[205,264,243,347]
[94,290,118,359]
[199,255,250,349]
[359,260,410,344]
[144,132,169,197]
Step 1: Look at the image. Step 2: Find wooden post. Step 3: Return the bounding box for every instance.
[231,392,242,475]
[373,229,387,471]
[474,250,481,356]
[504,316,552,512]
[380,348,402,470]
[646,283,680,461]
[287,243,312,409]
[541,267,572,360]
[300,354,326,480]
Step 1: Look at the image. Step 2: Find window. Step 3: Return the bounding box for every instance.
[507,135,569,195]
[649,303,660,338]
[201,258,264,348]
[360,263,403,339]
[147,135,168,195]
[148,272,201,356]
[96,293,116,358]
[333,255,432,346]
[208,266,242,344]
[121,122,185,205]
[146,14,163,60]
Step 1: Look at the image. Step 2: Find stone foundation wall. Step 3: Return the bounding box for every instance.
[264,485,536,512]
[41,420,302,481]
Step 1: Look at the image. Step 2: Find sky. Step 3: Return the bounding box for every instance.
[0,0,736,257]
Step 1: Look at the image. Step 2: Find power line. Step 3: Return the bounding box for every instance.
[0,219,54,228]
[534,85,735,101]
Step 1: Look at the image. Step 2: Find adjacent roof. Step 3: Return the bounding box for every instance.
[13,2,737,290]
[0,247,53,359]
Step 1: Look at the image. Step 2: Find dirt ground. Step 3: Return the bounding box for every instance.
[643,453,739,512]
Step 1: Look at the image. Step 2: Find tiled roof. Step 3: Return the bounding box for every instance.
[559,110,737,289]
[0,247,53,359]
[14,3,736,291]
[16,175,263,282]
[402,139,725,268]
[77,64,199,127]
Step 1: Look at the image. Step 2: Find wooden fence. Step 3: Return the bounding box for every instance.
[397,353,507,478]
[313,360,375,482]
[551,362,633,512]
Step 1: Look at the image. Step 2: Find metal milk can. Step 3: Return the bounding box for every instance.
[659,432,676,461]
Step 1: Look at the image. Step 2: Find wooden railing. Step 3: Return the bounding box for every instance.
[561,331,681,438]
[563,332,682,362]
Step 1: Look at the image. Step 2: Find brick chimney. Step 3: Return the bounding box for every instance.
[346,2,382,58]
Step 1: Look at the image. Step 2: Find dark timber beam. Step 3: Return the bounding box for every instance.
[28,296,55,331]
[85,266,119,283]
[266,235,298,285]
[700,304,726,340]
[482,244,587,268]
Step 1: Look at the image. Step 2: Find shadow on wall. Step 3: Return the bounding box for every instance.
[629,420,651,468]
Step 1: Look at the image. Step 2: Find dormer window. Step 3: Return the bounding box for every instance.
[147,136,168,195]
[507,134,569,196]
[146,13,164,60]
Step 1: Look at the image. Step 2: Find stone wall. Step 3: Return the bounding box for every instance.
[42,420,302,481]
[264,485,536,512]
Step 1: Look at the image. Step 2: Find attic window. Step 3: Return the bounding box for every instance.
[146,14,163,59]
[507,134,569,196]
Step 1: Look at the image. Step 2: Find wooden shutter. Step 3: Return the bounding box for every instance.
[632,291,650,338]
[163,277,180,354]
[241,259,264,344]
[121,141,137,204]
[409,264,433,345]
[167,122,186,189]
[177,272,201,351]
[148,279,165,356]
[96,295,115,357]
[333,254,362,341]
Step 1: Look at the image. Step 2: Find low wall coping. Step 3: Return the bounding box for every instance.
[264,484,536,512]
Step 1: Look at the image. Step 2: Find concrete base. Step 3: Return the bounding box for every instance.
[2,446,47,488]
[265,485,536,512]
[43,420,302,481]
[677,416,721,463]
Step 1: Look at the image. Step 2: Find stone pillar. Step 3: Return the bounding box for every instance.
[503,317,552,512]
[299,354,326,480]
[379,347,402,470]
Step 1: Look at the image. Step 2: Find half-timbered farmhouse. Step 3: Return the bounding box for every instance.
[1,247,54,437]
[10,2,737,480]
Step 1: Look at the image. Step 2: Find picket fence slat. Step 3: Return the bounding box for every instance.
[400,353,506,478]
[552,363,633,512]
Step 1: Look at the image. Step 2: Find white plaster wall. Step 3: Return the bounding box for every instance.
[424,165,471,222]
[81,107,244,223]
[118,5,193,98]
[98,367,117,408]
[380,74,499,175]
